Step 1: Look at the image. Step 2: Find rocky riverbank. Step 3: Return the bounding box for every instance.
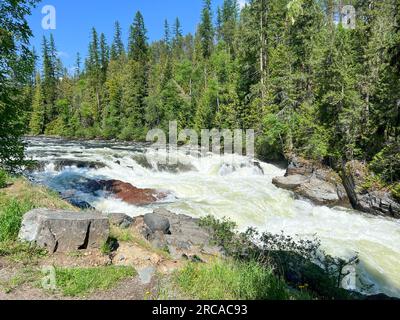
[272,156,400,219]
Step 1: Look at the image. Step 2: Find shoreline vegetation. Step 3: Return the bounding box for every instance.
[0,175,398,300]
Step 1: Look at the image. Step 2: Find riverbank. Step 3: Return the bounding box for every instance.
[0,176,297,300]
[2,176,399,300]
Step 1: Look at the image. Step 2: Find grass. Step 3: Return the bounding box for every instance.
[0,241,47,264]
[175,259,290,300]
[0,177,75,243]
[55,266,136,297]
[0,169,8,188]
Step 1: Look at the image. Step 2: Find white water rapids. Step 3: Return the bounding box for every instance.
[24,137,400,297]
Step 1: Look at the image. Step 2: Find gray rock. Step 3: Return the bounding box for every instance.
[137,266,156,285]
[143,212,171,234]
[108,212,133,229]
[272,175,309,190]
[296,178,342,206]
[150,208,222,258]
[19,209,109,253]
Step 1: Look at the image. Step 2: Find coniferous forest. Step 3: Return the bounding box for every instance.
[3,0,400,190]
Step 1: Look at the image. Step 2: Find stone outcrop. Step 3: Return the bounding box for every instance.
[19,209,109,253]
[134,208,223,260]
[341,161,400,218]
[273,157,350,207]
[86,179,168,206]
[108,212,134,229]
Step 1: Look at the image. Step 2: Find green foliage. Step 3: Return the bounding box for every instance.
[200,215,358,300]
[0,0,38,171]
[0,169,8,189]
[55,266,136,297]
[176,259,290,300]
[391,183,400,202]
[199,215,237,247]
[370,142,400,184]
[0,198,32,242]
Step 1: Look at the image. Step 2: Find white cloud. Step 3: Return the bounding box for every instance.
[56,51,70,59]
[238,0,247,10]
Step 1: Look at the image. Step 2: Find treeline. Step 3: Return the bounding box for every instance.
[26,0,400,185]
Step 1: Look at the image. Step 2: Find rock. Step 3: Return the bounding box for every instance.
[144,212,171,234]
[137,266,156,285]
[296,178,344,206]
[342,161,400,218]
[273,157,350,207]
[19,209,109,253]
[108,212,134,229]
[53,159,107,171]
[67,199,94,210]
[85,179,168,206]
[146,208,222,259]
[272,175,309,190]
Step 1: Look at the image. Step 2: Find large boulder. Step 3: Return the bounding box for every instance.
[19,209,109,253]
[136,208,222,260]
[272,175,309,190]
[143,212,171,234]
[86,179,168,206]
[272,157,350,207]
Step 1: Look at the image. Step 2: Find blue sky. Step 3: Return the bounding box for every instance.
[27,0,247,72]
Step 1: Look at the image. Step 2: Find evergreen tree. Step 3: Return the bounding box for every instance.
[29,73,45,135]
[199,0,214,59]
[128,11,148,62]
[110,21,125,60]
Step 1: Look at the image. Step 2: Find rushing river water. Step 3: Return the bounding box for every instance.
[24,137,400,297]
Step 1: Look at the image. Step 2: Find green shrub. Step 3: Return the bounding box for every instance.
[0,199,33,242]
[391,183,400,202]
[370,142,400,184]
[176,259,289,300]
[55,266,136,297]
[0,169,8,188]
[200,215,357,300]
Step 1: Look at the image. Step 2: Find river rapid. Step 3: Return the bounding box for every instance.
[24,137,400,297]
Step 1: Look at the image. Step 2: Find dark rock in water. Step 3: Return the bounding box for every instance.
[108,212,133,229]
[85,179,168,206]
[53,159,107,171]
[144,212,171,234]
[19,209,109,253]
[342,161,400,219]
[253,161,264,175]
[68,199,94,210]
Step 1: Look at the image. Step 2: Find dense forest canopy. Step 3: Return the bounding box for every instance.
[2,0,400,188]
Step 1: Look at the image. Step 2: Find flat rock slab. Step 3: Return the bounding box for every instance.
[19,209,109,253]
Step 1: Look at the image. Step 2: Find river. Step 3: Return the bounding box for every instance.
[23,137,400,298]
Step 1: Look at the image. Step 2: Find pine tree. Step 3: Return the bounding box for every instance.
[199,0,214,59]
[29,73,45,135]
[128,11,148,62]
[110,21,125,60]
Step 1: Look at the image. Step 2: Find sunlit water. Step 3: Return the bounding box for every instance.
[24,137,400,297]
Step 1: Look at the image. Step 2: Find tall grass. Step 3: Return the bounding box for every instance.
[176,259,289,300]
[0,199,33,242]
